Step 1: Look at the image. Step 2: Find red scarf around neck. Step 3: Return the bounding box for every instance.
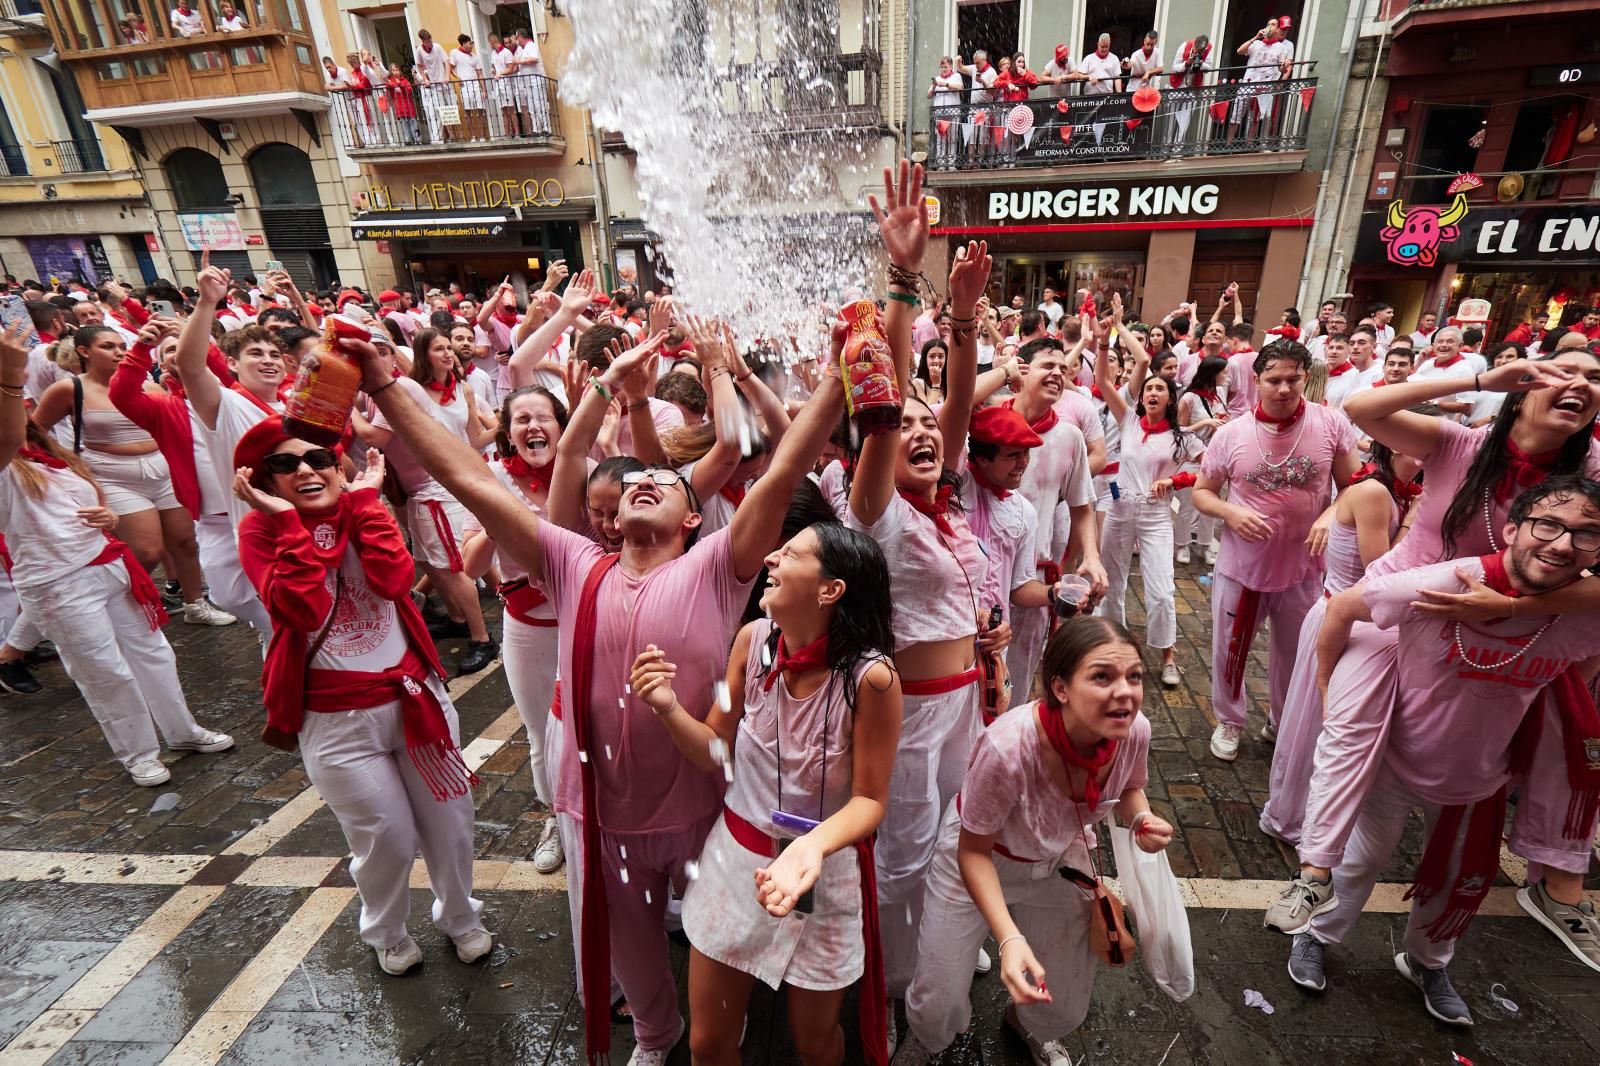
[968,463,1012,500]
[1327,360,1355,377]
[1495,438,1562,504]
[1253,398,1306,427]
[763,631,829,691]
[719,481,747,508]
[1139,414,1170,442]
[899,483,955,537]
[501,452,552,493]
[1432,351,1465,369]
[427,374,458,407]
[1037,700,1117,809]
[17,446,67,469]
[1004,397,1058,436]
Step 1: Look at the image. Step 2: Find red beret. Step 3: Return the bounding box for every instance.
[336,289,364,308]
[233,416,291,484]
[377,289,402,303]
[969,405,1043,450]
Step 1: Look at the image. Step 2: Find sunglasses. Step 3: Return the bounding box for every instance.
[621,469,686,489]
[261,448,339,476]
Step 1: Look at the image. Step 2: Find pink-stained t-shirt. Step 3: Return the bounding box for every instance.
[846,492,985,652]
[1365,419,1600,579]
[959,703,1150,870]
[1200,404,1359,592]
[1114,410,1205,497]
[1017,417,1094,564]
[1362,557,1600,805]
[538,523,755,833]
[958,467,1039,622]
[1222,350,1258,419]
[1052,387,1105,446]
[606,395,684,462]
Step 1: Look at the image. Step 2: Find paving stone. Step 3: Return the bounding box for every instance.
[250,768,310,803]
[75,954,254,1043]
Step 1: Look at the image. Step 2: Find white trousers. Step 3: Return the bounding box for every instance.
[1097,496,1178,649]
[1208,569,1320,729]
[0,565,44,650]
[502,614,558,805]
[196,514,272,638]
[20,563,206,769]
[1308,764,1459,971]
[1007,602,1049,702]
[1172,487,1215,550]
[878,680,981,995]
[297,678,483,950]
[905,801,1096,1052]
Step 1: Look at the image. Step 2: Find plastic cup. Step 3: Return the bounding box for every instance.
[1053,575,1092,618]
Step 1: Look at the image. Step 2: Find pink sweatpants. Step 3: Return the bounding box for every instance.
[1260,595,1330,844]
[1308,764,1462,971]
[1208,570,1321,729]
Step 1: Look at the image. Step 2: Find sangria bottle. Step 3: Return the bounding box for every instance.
[283,317,370,447]
[837,297,902,437]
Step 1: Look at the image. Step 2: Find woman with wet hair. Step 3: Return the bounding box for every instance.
[632,521,901,1065]
[913,337,947,407]
[895,617,1171,1065]
[1174,354,1227,565]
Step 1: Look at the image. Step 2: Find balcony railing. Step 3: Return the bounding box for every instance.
[720,49,884,132]
[328,72,563,157]
[0,144,27,177]
[927,63,1317,172]
[52,137,106,173]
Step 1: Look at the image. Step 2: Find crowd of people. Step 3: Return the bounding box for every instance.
[3,157,1600,1066]
[323,26,552,149]
[929,17,1306,167]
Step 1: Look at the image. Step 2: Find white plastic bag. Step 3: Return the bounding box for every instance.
[1109,823,1195,1002]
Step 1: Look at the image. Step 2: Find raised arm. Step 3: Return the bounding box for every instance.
[682,320,743,500]
[728,333,791,450]
[938,241,991,464]
[508,269,596,389]
[1343,356,1566,460]
[109,319,175,430]
[176,256,229,428]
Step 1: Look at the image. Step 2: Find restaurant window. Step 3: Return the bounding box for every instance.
[1412,103,1487,203]
[1080,0,1156,63]
[956,0,1018,69]
[267,0,305,34]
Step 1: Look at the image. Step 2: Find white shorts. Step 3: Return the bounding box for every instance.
[84,449,180,515]
[407,496,467,572]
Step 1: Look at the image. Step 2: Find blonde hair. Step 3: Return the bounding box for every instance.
[1303,359,1328,404]
[7,422,102,501]
[50,336,80,372]
[659,421,717,466]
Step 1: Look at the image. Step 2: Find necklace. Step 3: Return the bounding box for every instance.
[1481,488,1501,552]
[1453,617,1554,670]
[1253,409,1308,470]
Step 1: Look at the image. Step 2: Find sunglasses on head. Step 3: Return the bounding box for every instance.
[261,448,339,476]
[621,469,685,489]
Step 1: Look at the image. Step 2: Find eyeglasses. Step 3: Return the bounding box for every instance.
[621,469,686,489]
[1521,516,1600,553]
[261,449,339,476]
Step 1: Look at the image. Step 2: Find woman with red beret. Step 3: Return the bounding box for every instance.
[232,417,492,976]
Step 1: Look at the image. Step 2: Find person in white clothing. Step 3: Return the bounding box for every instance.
[512,27,548,133]
[927,56,965,167]
[487,34,519,137]
[1124,31,1163,89]
[413,29,451,143]
[0,320,234,787]
[1231,19,1292,140]
[216,3,246,31]
[169,2,203,37]
[1409,326,1486,421]
[1076,34,1122,144]
[955,51,1000,160]
[449,36,486,141]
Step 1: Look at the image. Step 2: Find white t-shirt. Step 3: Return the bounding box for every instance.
[1042,59,1074,97]
[1411,353,1487,412]
[1243,39,1283,83]
[1077,52,1121,95]
[311,545,409,672]
[931,71,963,109]
[413,42,448,84]
[0,463,108,590]
[966,64,998,105]
[448,48,481,83]
[491,46,515,78]
[218,14,246,31]
[514,40,543,75]
[1037,300,1064,328]
[205,387,281,532]
[170,7,203,37]
[1125,47,1163,90]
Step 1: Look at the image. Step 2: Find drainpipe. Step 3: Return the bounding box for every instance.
[1296,0,1365,308]
[585,111,613,286]
[902,0,917,158]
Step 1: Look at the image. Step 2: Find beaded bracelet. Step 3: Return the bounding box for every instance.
[886,263,920,289]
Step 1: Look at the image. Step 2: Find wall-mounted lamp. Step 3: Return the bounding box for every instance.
[225,192,246,208]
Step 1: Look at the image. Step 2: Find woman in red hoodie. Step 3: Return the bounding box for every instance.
[233,418,492,977]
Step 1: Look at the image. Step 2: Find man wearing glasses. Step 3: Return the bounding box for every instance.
[1270,476,1600,1024]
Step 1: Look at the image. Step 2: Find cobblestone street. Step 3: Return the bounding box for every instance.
[3,564,1597,1065]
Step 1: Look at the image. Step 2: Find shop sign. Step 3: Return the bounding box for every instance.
[985,183,1220,223]
[1529,63,1600,87]
[354,222,506,241]
[365,178,566,213]
[1358,203,1600,267]
[178,212,244,251]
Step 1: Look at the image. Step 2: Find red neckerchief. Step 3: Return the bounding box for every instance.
[719,481,747,507]
[1495,438,1561,504]
[38,331,58,345]
[1037,700,1117,808]
[1188,388,1217,402]
[17,446,67,469]
[1088,384,1104,400]
[1003,397,1058,436]
[968,463,1012,500]
[1432,351,1465,369]
[1372,378,1390,388]
[493,308,519,328]
[762,632,829,691]
[1139,414,1170,442]
[1253,398,1306,427]
[1327,360,1355,377]
[501,452,552,493]
[426,375,458,407]
[899,484,954,537]
[231,382,278,417]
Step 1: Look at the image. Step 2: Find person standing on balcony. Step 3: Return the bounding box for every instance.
[216,2,245,31]
[955,51,999,163]
[169,2,204,38]
[928,56,965,169]
[488,34,520,138]
[449,36,487,143]
[1124,31,1163,89]
[1231,19,1293,144]
[413,29,450,144]
[382,64,421,146]
[1076,34,1121,145]
[345,52,381,148]
[512,28,548,135]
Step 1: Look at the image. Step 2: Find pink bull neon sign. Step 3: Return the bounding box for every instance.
[1379,193,1469,267]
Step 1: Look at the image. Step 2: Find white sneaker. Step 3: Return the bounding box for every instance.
[1260,719,1278,743]
[532,818,564,874]
[975,946,992,974]
[1204,543,1218,566]
[183,600,238,626]
[1210,723,1243,762]
[129,759,171,787]
[452,926,494,963]
[1161,662,1181,687]
[170,730,235,754]
[1004,1002,1075,1065]
[377,934,423,975]
[1177,545,1191,565]
[626,1014,684,1065]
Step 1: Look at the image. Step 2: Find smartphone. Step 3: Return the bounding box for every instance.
[150,299,176,317]
[264,259,283,273]
[0,294,38,347]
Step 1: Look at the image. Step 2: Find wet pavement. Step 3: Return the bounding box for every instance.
[1,564,1596,1065]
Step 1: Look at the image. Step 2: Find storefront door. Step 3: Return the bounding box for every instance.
[1190,245,1264,326]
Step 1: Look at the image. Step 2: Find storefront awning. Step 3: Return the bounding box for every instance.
[350,212,515,242]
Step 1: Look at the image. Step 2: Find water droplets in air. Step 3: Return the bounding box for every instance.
[564,0,882,357]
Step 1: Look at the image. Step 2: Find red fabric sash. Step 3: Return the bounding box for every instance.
[1253,399,1305,427]
[232,382,279,417]
[1037,699,1116,808]
[1494,439,1560,504]
[427,375,458,407]
[303,648,478,801]
[497,577,552,626]
[572,553,622,1065]
[763,632,828,691]
[17,446,67,469]
[899,484,955,537]
[1221,587,1263,700]
[720,805,887,1066]
[901,666,981,696]
[968,463,1011,500]
[719,481,747,507]
[88,537,168,630]
[1004,397,1058,436]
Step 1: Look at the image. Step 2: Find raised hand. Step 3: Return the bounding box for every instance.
[869,159,927,270]
[232,467,294,514]
[630,644,679,715]
[648,294,675,337]
[1479,357,1574,395]
[558,268,598,316]
[75,505,118,530]
[350,451,385,494]
[0,320,31,380]
[947,239,992,312]
[541,259,570,293]
[196,249,230,306]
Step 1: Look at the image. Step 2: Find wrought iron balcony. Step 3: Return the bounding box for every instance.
[329,71,565,159]
[721,49,884,133]
[925,63,1316,173]
[0,144,27,177]
[51,137,106,173]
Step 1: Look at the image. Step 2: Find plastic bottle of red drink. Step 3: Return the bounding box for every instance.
[283,317,370,446]
[838,298,902,437]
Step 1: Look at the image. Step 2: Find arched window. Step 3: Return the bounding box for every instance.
[247,142,334,288]
[247,142,320,207]
[164,147,229,210]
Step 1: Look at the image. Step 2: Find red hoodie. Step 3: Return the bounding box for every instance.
[108,340,234,519]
